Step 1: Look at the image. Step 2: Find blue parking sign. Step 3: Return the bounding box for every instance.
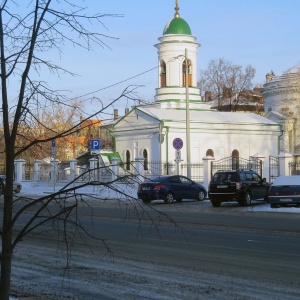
[51,139,56,157]
[90,139,100,155]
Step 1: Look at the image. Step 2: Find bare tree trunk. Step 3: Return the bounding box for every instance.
[1,142,15,300]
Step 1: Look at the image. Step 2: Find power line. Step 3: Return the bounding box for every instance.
[78,66,158,99]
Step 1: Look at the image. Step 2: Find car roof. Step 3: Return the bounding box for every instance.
[148,175,170,180]
[147,175,187,181]
[272,176,300,186]
[214,170,253,173]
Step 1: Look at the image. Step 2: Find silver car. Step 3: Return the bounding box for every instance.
[0,175,22,194]
[268,176,300,208]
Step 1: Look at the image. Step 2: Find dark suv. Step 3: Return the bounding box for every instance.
[208,170,270,207]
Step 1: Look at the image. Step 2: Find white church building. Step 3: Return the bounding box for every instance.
[112,1,282,180]
[262,65,300,154]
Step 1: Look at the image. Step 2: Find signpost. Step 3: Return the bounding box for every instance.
[90,140,101,188]
[173,138,183,151]
[51,139,56,191]
[51,139,56,157]
[90,139,101,155]
[173,138,183,175]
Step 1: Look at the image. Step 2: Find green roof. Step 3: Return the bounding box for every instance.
[100,152,122,164]
[163,17,192,35]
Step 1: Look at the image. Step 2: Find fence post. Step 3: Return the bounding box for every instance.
[250,153,265,178]
[33,159,42,182]
[111,157,119,181]
[202,156,215,191]
[14,159,26,182]
[69,159,77,182]
[50,159,59,185]
[279,152,293,176]
[135,157,145,183]
[89,157,97,181]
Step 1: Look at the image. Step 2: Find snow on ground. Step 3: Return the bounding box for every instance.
[20,180,137,199]
[19,181,300,214]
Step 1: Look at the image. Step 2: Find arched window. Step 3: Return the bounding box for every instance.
[232,149,239,170]
[126,150,130,171]
[160,61,166,87]
[182,59,192,87]
[206,149,214,157]
[143,149,148,171]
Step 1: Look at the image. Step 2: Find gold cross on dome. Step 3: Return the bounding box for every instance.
[175,0,180,18]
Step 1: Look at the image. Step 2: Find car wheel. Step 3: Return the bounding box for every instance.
[197,190,205,201]
[15,185,21,193]
[210,199,221,207]
[164,192,174,204]
[242,192,252,206]
[270,203,278,208]
[142,198,151,204]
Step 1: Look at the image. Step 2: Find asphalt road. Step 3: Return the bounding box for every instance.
[6,198,300,299]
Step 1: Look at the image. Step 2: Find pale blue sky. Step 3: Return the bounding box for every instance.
[35,0,300,117]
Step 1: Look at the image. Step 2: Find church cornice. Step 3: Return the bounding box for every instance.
[262,87,300,97]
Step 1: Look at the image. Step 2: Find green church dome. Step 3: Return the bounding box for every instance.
[163,17,192,35]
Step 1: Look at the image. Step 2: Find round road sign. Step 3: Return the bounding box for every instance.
[173,138,183,150]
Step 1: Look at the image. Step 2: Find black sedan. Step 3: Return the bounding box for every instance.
[137,175,207,204]
[268,175,300,208]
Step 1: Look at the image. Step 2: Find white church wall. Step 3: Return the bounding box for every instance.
[159,126,279,165]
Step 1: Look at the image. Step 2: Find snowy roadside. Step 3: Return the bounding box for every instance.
[19,180,138,200]
[19,181,300,214]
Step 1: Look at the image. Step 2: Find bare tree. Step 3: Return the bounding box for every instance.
[198,58,256,109]
[0,1,131,298]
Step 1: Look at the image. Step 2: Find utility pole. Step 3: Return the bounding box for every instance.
[185,48,191,178]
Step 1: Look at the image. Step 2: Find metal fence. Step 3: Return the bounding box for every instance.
[269,155,280,183]
[181,163,204,181]
[144,161,176,178]
[211,156,262,177]
[289,156,300,175]
[143,161,203,181]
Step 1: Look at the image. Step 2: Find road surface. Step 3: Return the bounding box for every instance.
[7,199,300,299]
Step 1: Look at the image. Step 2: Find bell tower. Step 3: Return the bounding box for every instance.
[154,1,203,109]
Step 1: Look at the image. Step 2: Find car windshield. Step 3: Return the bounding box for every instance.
[211,172,237,184]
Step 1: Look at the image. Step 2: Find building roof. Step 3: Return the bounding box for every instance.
[163,17,191,35]
[136,106,278,126]
[284,64,300,74]
[163,1,191,35]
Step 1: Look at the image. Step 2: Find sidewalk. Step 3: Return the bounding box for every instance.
[20,181,138,200]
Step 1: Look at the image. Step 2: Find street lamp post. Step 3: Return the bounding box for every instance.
[185,48,191,178]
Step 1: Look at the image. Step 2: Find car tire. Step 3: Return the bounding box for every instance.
[197,190,205,201]
[211,199,221,207]
[270,203,278,208]
[15,185,21,193]
[164,192,174,204]
[242,192,252,206]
